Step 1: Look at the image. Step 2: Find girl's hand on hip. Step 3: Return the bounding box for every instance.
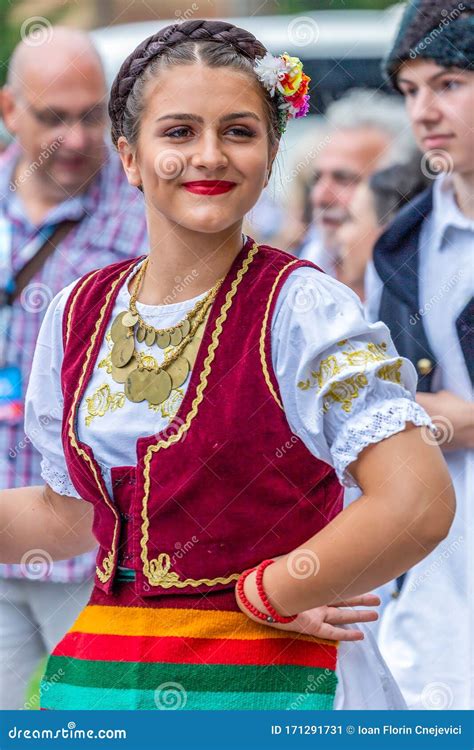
[235,567,379,641]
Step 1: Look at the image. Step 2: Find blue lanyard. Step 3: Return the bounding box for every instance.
[0,215,56,365]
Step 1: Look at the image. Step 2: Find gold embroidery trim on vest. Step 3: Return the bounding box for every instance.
[259,258,300,410]
[67,263,135,583]
[140,241,259,588]
[65,269,101,348]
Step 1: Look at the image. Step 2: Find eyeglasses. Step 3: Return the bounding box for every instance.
[22,99,107,129]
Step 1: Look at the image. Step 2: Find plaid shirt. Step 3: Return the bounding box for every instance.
[0,142,148,583]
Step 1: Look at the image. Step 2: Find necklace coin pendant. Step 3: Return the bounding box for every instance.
[145,369,172,405]
[111,335,135,367]
[170,328,182,347]
[156,331,171,349]
[136,325,146,343]
[183,341,199,368]
[111,312,129,343]
[122,311,139,328]
[145,329,156,347]
[182,329,204,364]
[166,356,190,389]
[125,368,151,403]
[111,357,137,384]
[180,319,191,337]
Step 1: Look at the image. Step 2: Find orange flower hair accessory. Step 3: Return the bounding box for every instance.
[253,51,311,134]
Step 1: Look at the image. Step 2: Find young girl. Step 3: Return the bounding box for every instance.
[1,19,454,711]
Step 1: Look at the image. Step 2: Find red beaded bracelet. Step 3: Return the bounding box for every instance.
[236,566,274,623]
[236,560,298,624]
[255,559,298,624]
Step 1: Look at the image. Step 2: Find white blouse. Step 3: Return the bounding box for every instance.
[24,257,433,500]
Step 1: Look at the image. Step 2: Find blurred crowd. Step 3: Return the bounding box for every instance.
[0,0,472,713]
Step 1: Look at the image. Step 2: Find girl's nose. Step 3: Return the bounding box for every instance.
[191,132,228,172]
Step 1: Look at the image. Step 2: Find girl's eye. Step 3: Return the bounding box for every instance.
[164,127,255,138]
[166,127,192,138]
[226,127,255,137]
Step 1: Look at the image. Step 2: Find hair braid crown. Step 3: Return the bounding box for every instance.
[109,19,267,145]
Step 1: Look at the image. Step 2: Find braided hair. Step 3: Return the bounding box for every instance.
[109,19,282,150]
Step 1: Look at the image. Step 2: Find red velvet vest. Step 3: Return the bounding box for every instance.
[61,236,343,597]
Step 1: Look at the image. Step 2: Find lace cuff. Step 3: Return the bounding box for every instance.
[331,398,436,488]
[40,457,83,499]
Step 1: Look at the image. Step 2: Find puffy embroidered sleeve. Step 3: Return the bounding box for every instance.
[271,266,435,488]
[24,280,83,499]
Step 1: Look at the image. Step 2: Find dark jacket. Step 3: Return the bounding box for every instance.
[373,186,473,391]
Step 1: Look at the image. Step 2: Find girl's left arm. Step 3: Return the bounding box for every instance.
[237,265,455,623]
[243,420,454,618]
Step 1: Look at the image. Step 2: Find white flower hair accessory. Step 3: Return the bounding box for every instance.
[253,51,311,134]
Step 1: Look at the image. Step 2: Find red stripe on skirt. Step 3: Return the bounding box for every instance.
[53,631,337,670]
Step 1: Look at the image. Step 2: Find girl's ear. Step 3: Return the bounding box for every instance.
[117,136,142,188]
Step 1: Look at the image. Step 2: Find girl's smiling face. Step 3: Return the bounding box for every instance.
[118,63,278,234]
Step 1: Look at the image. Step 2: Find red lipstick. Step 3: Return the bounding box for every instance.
[182,180,236,195]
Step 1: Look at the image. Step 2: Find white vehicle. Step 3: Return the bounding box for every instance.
[91,6,405,114]
[90,6,404,164]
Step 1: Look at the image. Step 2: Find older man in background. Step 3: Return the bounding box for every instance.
[0,27,147,709]
[298,89,415,276]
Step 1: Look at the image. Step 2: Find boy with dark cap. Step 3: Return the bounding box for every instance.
[365,0,473,709]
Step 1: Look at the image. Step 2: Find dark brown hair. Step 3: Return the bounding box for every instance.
[108,19,283,150]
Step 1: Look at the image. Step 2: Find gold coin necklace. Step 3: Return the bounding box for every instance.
[108,258,223,406]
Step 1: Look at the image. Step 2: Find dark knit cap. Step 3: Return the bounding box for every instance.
[384,0,474,91]
[108,19,267,146]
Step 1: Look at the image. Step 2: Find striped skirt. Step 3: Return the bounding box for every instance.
[40,571,338,710]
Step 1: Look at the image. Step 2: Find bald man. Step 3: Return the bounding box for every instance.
[0,27,147,709]
[2,27,108,218]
